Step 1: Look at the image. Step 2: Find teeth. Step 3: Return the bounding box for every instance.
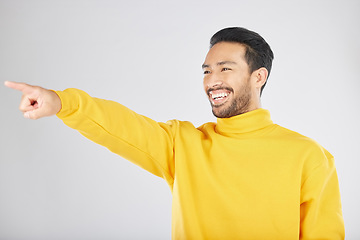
[211,92,229,100]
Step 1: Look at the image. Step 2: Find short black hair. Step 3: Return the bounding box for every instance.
[210,27,274,95]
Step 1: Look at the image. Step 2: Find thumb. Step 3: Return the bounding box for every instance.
[23,95,61,120]
[24,102,58,120]
[24,107,48,120]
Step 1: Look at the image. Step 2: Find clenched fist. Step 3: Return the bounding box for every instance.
[5,81,62,119]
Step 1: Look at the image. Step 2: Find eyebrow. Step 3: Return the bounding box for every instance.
[202,61,237,69]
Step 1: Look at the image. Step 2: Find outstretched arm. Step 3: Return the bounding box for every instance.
[5,81,176,183]
[53,88,176,183]
[4,81,61,119]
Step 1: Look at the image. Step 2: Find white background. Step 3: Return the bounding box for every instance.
[1,0,359,239]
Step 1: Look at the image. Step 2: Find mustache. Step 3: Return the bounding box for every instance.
[207,86,233,96]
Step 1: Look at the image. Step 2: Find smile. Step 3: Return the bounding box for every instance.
[209,90,231,106]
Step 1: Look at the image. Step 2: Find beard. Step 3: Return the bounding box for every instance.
[211,80,252,118]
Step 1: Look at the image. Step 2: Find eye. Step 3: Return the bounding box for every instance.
[221,67,231,72]
[203,70,211,74]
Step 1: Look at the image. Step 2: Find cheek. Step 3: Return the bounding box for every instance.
[203,77,209,91]
[234,74,251,86]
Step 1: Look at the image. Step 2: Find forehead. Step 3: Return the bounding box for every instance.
[204,42,247,65]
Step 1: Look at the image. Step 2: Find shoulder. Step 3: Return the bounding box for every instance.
[274,124,334,166]
[163,120,217,139]
[165,119,216,131]
[163,119,205,133]
[275,125,325,147]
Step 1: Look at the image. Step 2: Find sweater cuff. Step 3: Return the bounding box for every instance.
[52,89,80,119]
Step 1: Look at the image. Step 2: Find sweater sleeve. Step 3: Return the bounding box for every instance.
[54,88,176,185]
[299,147,345,239]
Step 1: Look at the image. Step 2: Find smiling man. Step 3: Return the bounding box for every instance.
[5,27,344,239]
[203,41,266,118]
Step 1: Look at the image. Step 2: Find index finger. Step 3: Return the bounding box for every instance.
[4,81,35,94]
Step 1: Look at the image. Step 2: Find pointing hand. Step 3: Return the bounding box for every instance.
[4,81,61,119]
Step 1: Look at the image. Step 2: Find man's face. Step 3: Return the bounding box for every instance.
[202,42,256,118]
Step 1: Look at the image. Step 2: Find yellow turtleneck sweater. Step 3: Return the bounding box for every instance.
[55,88,344,240]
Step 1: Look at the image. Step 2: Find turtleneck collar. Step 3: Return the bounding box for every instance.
[216,108,273,135]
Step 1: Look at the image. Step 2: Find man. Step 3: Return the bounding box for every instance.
[5,27,344,239]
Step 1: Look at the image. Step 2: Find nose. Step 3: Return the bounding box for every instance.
[204,72,223,90]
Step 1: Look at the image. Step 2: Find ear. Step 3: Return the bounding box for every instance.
[253,67,268,89]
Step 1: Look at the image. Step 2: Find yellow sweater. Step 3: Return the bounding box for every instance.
[55,88,344,240]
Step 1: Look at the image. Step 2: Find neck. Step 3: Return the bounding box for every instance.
[216,108,273,135]
[244,92,262,115]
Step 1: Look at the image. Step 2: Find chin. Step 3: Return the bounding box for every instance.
[212,107,234,118]
[211,103,251,118]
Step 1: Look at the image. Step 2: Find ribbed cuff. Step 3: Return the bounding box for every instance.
[52,89,80,119]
